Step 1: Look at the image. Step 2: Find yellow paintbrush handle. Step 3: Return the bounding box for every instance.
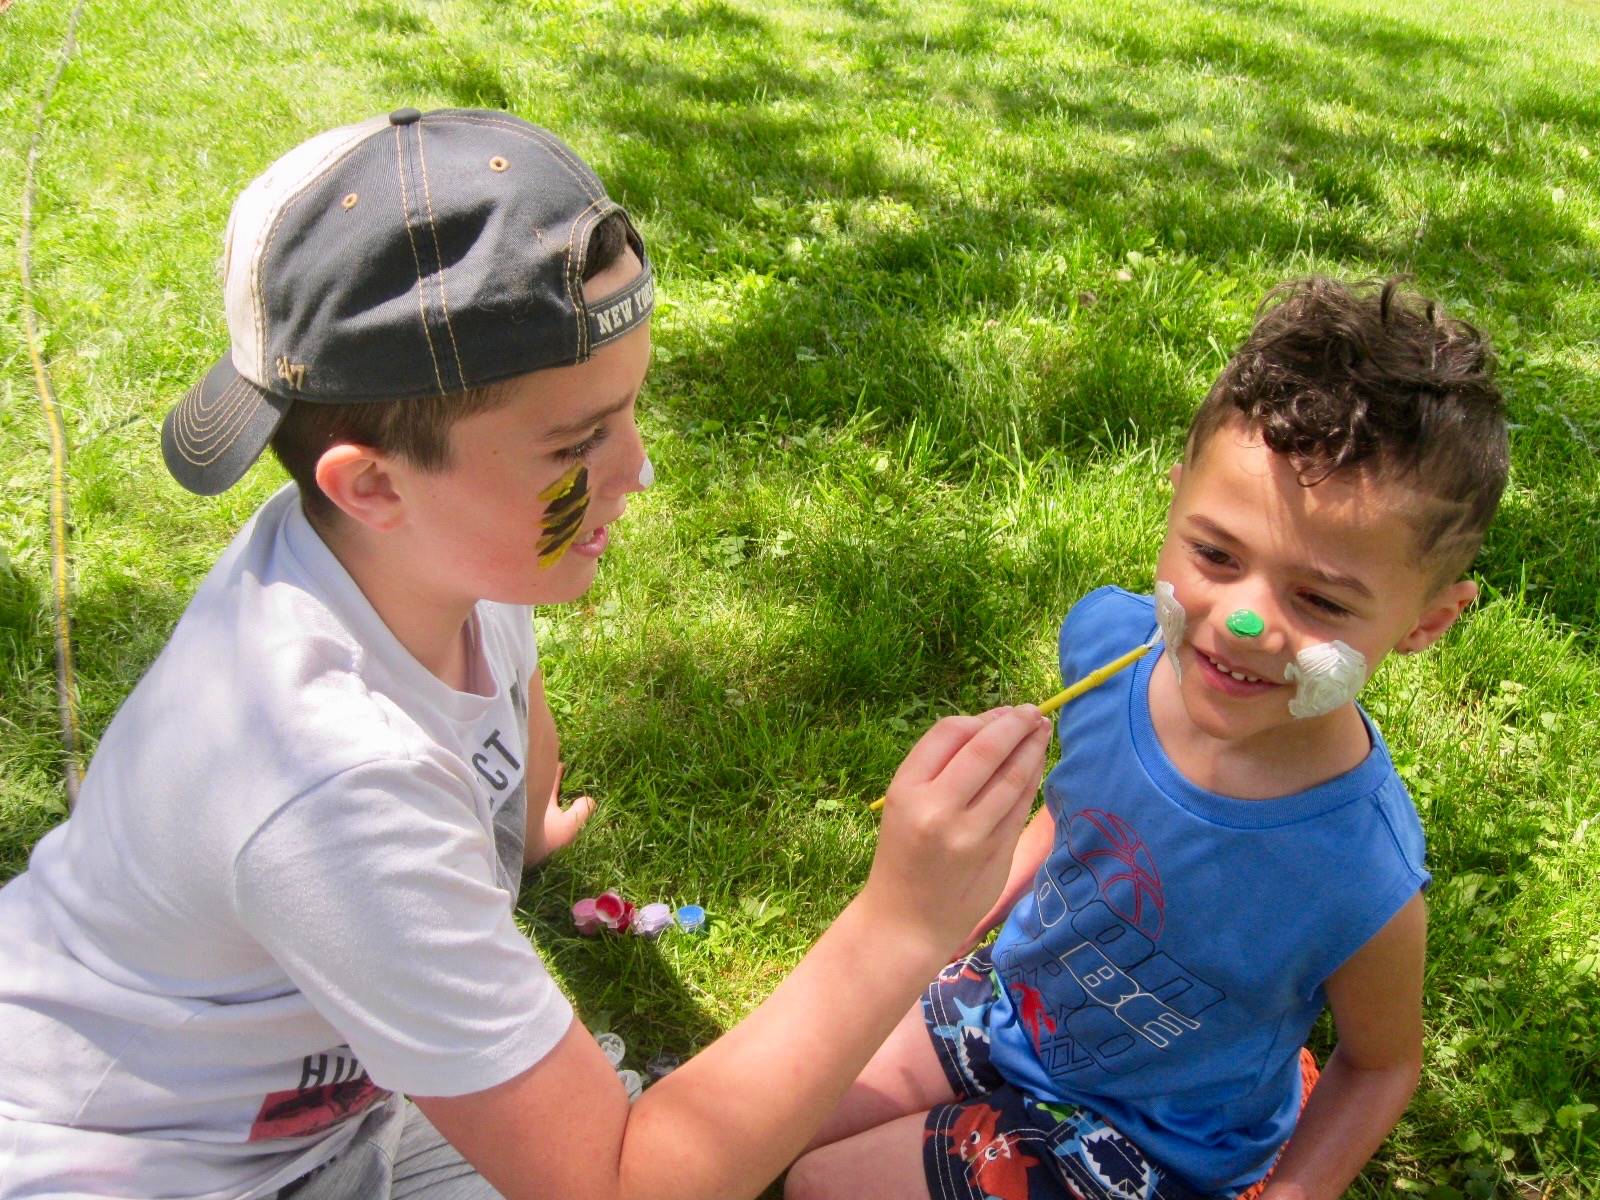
[1036,640,1155,715]
[868,639,1157,812]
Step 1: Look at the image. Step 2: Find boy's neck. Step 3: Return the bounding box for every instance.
[311,509,477,691]
[1146,657,1372,801]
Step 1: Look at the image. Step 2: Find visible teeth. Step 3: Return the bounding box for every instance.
[1207,653,1261,683]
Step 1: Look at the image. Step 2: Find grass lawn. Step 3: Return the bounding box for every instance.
[3,0,1598,1194]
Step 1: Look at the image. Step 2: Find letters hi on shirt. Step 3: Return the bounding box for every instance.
[250,1046,383,1142]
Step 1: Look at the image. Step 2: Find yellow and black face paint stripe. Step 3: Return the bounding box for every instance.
[537,463,591,567]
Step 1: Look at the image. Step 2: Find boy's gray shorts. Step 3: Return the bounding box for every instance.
[274,1093,500,1199]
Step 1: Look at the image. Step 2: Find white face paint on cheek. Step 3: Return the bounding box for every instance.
[638,455,655,489]
[1153,580,1186,682]
[1282,640,1368,718]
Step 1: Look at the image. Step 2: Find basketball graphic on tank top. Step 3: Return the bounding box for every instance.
[1067,809,1166,940]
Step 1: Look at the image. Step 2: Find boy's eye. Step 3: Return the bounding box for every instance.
[555,425,609,461]
[1300,592,1350,618]
[1190,542,1234,568]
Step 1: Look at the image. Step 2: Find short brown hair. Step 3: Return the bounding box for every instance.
[270,212,633,524]
[1186,276,1508,581]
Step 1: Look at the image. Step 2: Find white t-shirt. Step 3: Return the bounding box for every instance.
[0,486,573,1199]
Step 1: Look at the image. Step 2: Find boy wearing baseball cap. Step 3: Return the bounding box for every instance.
[0,109,1052,1199]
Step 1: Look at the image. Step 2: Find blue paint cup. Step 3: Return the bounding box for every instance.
[675,904,707,933]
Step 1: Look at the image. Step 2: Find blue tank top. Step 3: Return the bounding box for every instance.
[985,588,1429,1193]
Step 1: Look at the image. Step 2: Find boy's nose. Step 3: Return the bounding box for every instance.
[610,420,650,497]
[582,452,642,505]
[1225,609,1265,639]
[1222,597,1289,658]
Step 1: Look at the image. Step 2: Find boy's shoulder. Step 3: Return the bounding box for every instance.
[1348,713,1427,852]
[1069,585,1152,619]
[173,486,417,741]
[177,482,529,686]
[1059,586,1156,663]
[103,488,528,822]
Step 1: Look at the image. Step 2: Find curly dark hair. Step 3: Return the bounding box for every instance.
[1186,276,1508,581]
[270,211,635,525]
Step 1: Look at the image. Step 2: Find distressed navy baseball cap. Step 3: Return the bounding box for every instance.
[163,107,653,495]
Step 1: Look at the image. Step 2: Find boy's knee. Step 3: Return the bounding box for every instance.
[783,1150,831,1200]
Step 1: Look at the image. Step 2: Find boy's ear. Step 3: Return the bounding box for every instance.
[1168,461,1183,489]
[1394,579,1478,655]
[314,443,405,532]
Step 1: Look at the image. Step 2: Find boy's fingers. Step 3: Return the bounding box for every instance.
[891,709,1005,788]
[932,707,1049,808]
[963,718,1050,836]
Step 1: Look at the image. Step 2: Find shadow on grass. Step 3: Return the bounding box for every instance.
[519,857,729,1061]
[520,630,896,1059]
[351,0,1595,476]
[518,0,1589,477]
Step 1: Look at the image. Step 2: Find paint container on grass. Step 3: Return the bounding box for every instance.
[595,891,635,933]
[632,903,673,938]
[646,1053,681,1081]
[572,898,603,936]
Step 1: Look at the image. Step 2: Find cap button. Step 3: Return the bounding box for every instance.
[388,107,422,126]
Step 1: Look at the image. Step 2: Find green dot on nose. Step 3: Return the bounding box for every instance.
[1226,609,1265,638]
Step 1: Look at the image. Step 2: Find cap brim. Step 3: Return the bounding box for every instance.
[162,356,292,496]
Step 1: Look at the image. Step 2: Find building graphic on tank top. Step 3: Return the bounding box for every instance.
[993,808,1225,1078]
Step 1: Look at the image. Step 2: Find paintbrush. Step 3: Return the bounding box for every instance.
[868,635,1162,812]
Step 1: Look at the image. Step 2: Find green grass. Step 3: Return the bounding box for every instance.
[3,0,1599,1195]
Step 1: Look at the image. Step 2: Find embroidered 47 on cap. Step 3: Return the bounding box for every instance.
[163,107,653,496]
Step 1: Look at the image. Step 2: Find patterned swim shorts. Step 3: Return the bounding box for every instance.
[919,947,1318,1200]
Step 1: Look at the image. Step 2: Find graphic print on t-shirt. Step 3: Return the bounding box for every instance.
[248,1046,385,1141]
[994,808,1224,1079]
[478,678,530,891]
[1070,809,1166,939]
[471,726,522,792]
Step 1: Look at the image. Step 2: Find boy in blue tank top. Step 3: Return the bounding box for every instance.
[789,277,1509,1200]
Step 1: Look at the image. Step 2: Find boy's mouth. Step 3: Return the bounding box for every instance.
[1195,647,1280,693]
[567,524,609,558]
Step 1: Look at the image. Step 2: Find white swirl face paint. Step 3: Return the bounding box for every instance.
[638,455,655,489]
[1153,580,1186,682]
[1282,640,1368,718]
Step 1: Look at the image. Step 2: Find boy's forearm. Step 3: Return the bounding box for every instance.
[616,893,949,1200]
[1258,1044,1420,1200]
[454,895,955,1200]
[522,673,561,861]
[419,708,1051,1200]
